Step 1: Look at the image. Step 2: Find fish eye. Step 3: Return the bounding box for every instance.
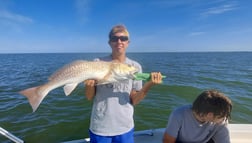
[126,64,132,68]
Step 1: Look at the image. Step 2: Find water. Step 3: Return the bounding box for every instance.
[0,52,251,143]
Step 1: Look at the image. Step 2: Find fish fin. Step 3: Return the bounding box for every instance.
[19,86,47,112]
[63,83,78,96]
[97,69,113,84]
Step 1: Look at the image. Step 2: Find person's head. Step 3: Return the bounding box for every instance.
[108,24,130,56]
[192,90,232,123]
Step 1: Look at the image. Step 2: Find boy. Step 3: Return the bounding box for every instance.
[163,90,232,143]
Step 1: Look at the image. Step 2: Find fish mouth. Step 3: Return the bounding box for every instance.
[132,68,139,75]
[128,66,140,79]
[131,71,139,79]
[133,70,138,74]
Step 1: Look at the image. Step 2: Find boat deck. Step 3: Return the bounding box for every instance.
[62,124,252,143]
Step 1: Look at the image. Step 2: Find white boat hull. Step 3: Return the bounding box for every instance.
[63,124,252,143]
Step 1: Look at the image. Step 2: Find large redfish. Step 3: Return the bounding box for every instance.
[19,60,138,112]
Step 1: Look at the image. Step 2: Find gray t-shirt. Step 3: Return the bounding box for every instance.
[89,56,142,136]
[165,105,230,143]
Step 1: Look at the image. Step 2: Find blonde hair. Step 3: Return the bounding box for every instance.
[109,24,129,39]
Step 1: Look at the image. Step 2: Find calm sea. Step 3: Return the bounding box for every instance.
[0,52,251,143]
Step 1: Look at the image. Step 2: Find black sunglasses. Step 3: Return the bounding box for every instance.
[110,36,129,42]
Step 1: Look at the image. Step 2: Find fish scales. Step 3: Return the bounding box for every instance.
[48,61,111,82]
[19,60,138,112]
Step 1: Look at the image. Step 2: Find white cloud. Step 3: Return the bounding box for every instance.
[0,10,33,24]
[188,32,205,36]
[0,10,33,33]
[201,2,238,17]
[74,0,91,24]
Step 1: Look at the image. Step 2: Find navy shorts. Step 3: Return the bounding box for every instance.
[89,128,134,143]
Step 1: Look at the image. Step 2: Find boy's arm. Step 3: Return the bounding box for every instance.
[130,72,162,105]
[163,132,176,143]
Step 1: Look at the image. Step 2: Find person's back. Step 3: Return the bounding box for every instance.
[163,90,232,143]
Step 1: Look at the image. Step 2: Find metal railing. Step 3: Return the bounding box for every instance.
[0,127,24,143]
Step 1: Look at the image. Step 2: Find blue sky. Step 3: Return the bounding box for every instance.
[0,0,252,53]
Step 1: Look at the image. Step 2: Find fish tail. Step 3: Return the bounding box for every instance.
[19,85,48,112]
